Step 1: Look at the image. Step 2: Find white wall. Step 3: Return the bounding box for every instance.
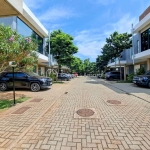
[134,64,140,72]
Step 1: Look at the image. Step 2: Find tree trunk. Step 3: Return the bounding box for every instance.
[115,58,116,70]
[118,57,122,80]
[58,64,61,73]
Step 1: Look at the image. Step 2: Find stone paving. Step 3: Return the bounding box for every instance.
[103,80,150,103]
[0,77,150,150]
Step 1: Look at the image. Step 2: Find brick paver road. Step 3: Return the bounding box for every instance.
[0,76,150,150]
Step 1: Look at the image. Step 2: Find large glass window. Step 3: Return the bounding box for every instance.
[141,28,150,51]
[17,18,43,54]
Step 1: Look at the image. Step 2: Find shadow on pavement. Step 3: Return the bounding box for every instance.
[85,76,150,102]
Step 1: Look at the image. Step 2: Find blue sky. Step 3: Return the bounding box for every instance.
[24,0,150,62]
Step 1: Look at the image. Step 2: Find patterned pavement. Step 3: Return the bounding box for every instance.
[0,77,150,150]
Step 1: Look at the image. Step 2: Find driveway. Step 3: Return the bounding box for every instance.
[100,78,150,103]
[0,77,150,150]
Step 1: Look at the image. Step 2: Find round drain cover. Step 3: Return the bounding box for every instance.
[107,100,121,104]
[76,109,94,117]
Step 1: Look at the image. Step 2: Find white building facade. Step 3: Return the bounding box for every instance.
[0,0,56,75]
[108,6,150,80]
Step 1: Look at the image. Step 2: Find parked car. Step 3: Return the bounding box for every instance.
[97,74,101,78]
[71,74,75,78]
[73,73,78,77]
[0,72,52,92]
[132,70,150,87]
[105,71,124,80]
[58,73,70,81]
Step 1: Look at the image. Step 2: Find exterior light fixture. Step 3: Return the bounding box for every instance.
[9,61,17,105]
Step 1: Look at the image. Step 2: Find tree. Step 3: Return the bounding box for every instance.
[83,58,90,75]
[0,24,38,73]
[46,29,78,73]
[88,62,97,74]
[69,57,83,74]
[107,31,132,80]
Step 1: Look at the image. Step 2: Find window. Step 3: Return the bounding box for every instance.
[141,28,150,51]
[17,72,26,78]
[17,18,44,54]
[146,71,150,75]
[33,66,36,73]
[4,73,17,77]
[38,67,41,76]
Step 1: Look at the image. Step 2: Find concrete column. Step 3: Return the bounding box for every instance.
[147,58,150,71]
[124,64,126,81]
[36,65,38,74]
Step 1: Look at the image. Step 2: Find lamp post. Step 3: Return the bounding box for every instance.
[132,24,135,65]
[9,61,17,105]
[49,31,51,67]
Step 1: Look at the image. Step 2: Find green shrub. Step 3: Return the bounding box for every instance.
[101,73,105,79]
[127,67,145,82]
[127,73,135,82]
[48,73,57,83]
[135,66,145,75]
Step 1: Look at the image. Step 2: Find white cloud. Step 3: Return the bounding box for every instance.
[74,30,106,61]
[38,7,76,22]
[74,14,138,61]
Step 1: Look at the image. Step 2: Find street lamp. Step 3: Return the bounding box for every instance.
[132,24,135,65]
[9,61,17,105]
[48,31,51,67]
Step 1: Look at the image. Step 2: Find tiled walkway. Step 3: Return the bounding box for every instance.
[0,77,150,150]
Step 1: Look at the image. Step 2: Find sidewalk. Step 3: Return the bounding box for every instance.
[0,77,150,150]
[103,79,150,103]
[0,81,73,149]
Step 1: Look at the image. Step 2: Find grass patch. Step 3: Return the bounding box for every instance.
[0,97,29,111]
[117,80,132,83]
[54,81,64,84]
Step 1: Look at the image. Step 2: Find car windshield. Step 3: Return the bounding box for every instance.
[145,71,150,75]
[28,72,40,77]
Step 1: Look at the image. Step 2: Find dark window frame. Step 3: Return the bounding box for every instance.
[141,28,150,52]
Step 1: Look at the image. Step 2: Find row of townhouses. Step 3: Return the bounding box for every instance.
[0,0,57,75]
[108,6,150,80]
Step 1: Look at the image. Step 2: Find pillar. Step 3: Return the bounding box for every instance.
[124,64,126,81]
[36,65,38,74]
[147,58,150,71]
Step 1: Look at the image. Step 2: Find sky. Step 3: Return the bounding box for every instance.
[24,0,150,62]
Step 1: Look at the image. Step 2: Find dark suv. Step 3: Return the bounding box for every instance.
[0,72,52,92]
[132,70,150,87]
[105,71,124,80]
[58,73,70,81]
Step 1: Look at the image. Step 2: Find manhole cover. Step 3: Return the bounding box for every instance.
[12,107,31,114]
[76,109,94,117]
[31,98,42,102]
[107,100,121,104]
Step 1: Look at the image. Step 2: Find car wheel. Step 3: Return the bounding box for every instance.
[148,81,150,88]
[30,83,40,92]
[109,77,113,80]
[0,83,7,91]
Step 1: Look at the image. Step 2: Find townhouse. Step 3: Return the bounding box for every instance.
[0,0,57,75]
[108,6,150,80]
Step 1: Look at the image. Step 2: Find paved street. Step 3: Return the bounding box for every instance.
[0,76,150,150]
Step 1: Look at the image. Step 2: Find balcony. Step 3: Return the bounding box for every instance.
[132,49,150,63]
